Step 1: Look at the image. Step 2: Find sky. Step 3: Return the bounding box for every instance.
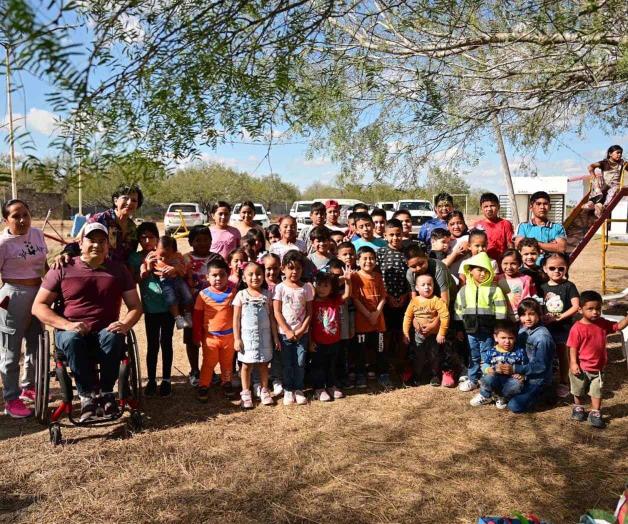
[2,50,626,206]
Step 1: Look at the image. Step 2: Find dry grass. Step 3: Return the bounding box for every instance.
[0,223,626,523]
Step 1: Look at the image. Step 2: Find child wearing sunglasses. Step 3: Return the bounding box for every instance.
[540,252,580,398]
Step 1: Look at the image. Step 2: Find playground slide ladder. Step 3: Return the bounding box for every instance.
[601,216,628,294]
[602,287,628,371]
[564,186,628,264]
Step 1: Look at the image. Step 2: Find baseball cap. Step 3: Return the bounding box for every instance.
[82,222,109,238]
[324,199,339,209]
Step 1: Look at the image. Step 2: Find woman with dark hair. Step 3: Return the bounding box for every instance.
[0,199,48,418]
[61,184,144,265]
[585,145,625,217]
[234,200,262,237]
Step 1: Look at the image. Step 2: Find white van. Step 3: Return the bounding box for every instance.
[289,200,315,232]
[395,199,435,236]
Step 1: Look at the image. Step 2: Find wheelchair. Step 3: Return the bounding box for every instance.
[34,328,143,445]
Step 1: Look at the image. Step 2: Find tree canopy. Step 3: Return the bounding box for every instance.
[2,0,627,186]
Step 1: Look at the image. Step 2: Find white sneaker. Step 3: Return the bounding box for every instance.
[495,397,508,410]
[458,375,469,384]
[273,381,284,396]
[470,393,493,407]
[283,391,295,405]
[188,372,200,387]
[459,380,478,392]
[315,388,331,402]
[329,387,345,399]
[294,390,308,405]
[183,312,193,328]
[240,389,254,409]
[174,315,186,330]
[260,388,274,406]
[253,383,262,399]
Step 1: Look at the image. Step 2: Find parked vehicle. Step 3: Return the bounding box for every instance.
[395,199,435,236]
[314,198,364,226]
[164,202,207,235]
[290,200,315,232]
[374,201,397,220]
[230,202,271,229]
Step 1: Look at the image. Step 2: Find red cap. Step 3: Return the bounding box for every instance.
[325,199,339,209]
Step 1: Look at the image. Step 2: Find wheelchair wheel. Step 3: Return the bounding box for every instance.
[34,331,51,425]
[127,330,142,405]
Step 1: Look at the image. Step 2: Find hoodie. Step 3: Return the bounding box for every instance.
[454,252,507,334]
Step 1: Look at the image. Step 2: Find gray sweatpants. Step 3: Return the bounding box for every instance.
[0,283,42,401]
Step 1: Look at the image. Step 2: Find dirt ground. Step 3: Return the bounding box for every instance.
[0,221,626,523]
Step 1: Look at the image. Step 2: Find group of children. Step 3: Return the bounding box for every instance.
[130,193,627,428]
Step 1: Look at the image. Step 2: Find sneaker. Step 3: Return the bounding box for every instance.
[19,388,36,403]
[367,371,376,380]
[459,380,478,392]
[495,397,508,410]
[183,312,193,328]
[556,383,571,398]
[240,389,254,409]
[356,374,367,389]
[429,375,441,387]
[470,393,493,407]
[159,380,172,397]
[79,398,96,422]
[188,370,200,387]
[458,375,469,384]
[197,387,209,403]
[329,387,345,400]
[378,373,393,389]
[295,390,308,405]
[283,391,295,405]
[4,398,33,418]
[103,393,119,416]
[571,405,587,422]
[588,410,605,429]
[260,388,274,406]
[272,381,284,396]
[174,315,187,330]
[346,373,356,390]
[222,382,235,399]
[144,380,158,397]
[253,383,262,399]
[212,372,221,385]
[441,370,456,388]
[314,388,331,402]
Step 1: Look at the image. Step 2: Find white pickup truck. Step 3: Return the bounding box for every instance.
[395,199,435,237]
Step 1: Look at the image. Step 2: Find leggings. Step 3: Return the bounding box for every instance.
[144,312,175,382]
[0,283,42,401]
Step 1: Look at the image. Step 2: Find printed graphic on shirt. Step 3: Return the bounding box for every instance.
[545,292,563,317]
[317,304,339,336]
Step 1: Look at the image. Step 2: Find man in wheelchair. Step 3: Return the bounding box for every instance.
[32,223,143,422]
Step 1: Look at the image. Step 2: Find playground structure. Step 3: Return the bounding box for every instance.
[564,166,628,293]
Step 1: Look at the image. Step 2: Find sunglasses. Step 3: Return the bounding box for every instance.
[547,266,566,272]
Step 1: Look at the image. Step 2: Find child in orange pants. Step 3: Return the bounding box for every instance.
[193,259,238,401]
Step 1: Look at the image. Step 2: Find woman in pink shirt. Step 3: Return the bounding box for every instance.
[0,199,48,418]
[209,201,241,260]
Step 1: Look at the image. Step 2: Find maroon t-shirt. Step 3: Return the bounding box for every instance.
[41,258,135,332]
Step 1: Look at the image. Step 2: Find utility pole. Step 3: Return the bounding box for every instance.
[491,113,519,228]
[3,43,17,199]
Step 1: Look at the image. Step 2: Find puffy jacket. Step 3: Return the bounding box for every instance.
[454,252,507,334]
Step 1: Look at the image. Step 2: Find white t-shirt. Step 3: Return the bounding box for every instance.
[273,282,314,334]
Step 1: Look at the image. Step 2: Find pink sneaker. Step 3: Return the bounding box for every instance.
[441,371,456,388]
[19,388,36,403]
[4,399,33,418]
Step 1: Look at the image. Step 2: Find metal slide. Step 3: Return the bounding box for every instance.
[565,186,628,263]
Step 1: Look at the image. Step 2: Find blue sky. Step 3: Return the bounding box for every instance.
[2,59,626,205]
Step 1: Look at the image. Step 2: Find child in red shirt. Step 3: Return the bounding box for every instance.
[568,290,628,428]
[474,192,514,262]
[309,267,352,401]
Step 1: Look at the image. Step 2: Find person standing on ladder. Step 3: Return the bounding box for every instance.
[584,145,625,218]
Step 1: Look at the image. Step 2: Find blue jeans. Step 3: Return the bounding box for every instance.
[467,331,494,384]
[55,329,125,396]
[160,277,193,307]
[508,382,545,413]
[280,334,308,391]
[480,373,524,399]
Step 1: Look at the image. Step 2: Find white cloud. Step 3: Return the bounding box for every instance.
[300,156,332,167]
[26,108,59,135]
[1,108,60,136]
